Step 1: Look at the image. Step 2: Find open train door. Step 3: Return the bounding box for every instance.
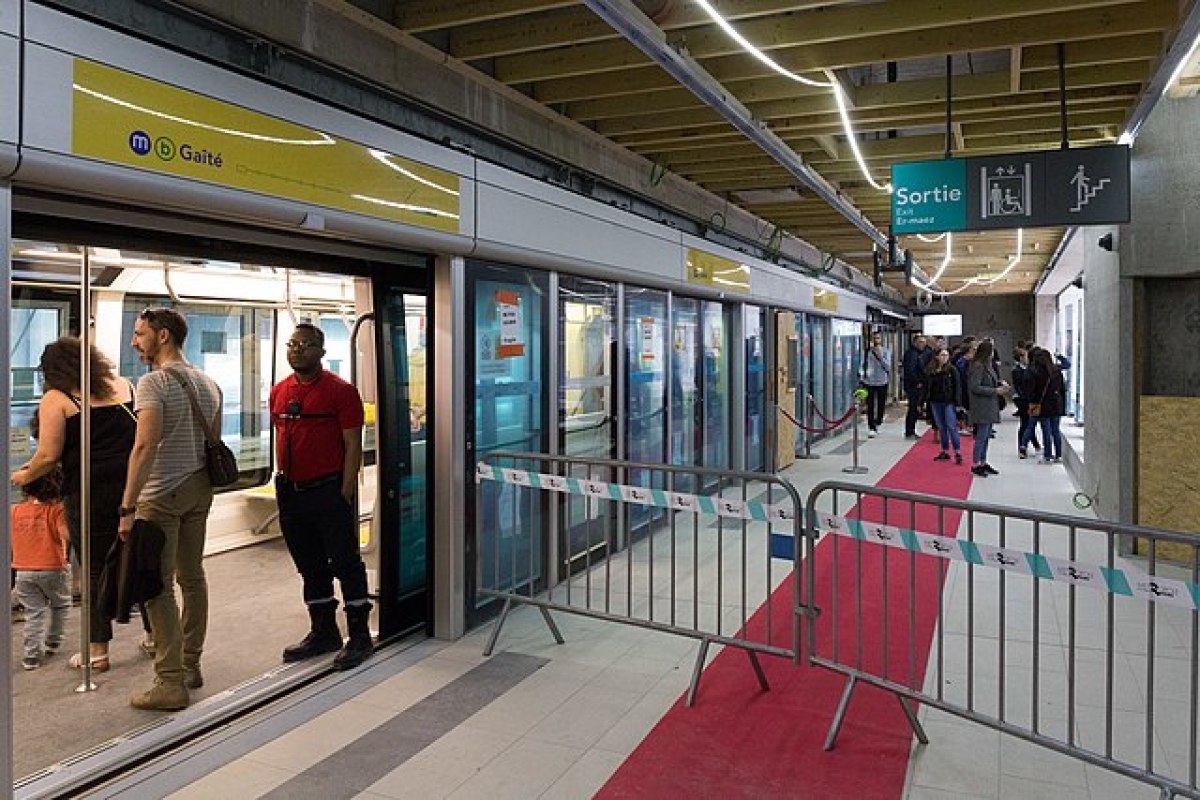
[775,310,797,471]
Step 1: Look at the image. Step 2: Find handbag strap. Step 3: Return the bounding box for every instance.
[165,367,219,446]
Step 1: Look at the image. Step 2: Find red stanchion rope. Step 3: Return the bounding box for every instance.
[778,403,851,434]
[808,397,857,428]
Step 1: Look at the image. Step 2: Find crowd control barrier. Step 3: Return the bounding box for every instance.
[805,480,1200,800]
[475,451,813,706]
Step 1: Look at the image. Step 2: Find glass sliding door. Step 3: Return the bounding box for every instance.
[625,287,666,534]
[832,319,862,421]
[467,263,549,616]
[808,316,829,439]
[559,276,616,572]
[671,297,701,494]
[376,287,430,636]
[701,301,730,472]
[744,304,766,472]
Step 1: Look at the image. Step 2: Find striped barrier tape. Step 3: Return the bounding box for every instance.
[812,512,1200,611]
[475,462,797,527]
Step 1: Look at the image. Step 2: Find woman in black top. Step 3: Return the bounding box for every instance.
[925,348,964,463]
[11,337,139,671]
[1028,348,1066,464]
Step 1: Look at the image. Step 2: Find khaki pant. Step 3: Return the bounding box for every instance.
[141,469,213,684]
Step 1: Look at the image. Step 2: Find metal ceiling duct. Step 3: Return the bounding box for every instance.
[580,0,936,288]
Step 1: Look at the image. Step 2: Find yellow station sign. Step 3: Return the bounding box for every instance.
[685,248,750,293]
[71,59,461,232]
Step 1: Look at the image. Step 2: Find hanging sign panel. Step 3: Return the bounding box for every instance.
[891,145,1130,234]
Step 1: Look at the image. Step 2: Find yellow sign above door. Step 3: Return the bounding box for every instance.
[70,59,461,233]
[686,248,750,293]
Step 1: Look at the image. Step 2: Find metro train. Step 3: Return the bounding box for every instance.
[1,2,911,789]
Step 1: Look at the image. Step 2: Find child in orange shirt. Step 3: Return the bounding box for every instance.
[11,467,70,670]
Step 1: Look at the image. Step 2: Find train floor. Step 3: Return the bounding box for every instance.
[9,537,310,780]
[33,412,1200,799]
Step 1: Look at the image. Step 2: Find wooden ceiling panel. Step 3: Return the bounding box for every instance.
[382,0,1190,297]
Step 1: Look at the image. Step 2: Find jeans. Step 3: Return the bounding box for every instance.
[930,402,960,453]
[865,384,887,430]
[1015,401,1040,450]
[277,476,369,609]
[1038,416,1063,460]
[972,423,994,464]
[14,569,70,660]
[141,469,213,685]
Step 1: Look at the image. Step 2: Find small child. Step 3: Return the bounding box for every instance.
[11,467,70,670]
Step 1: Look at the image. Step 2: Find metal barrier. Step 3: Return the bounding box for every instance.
[804,480,1200,800]
[475,451,813,705]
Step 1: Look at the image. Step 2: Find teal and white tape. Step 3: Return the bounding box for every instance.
[475,462,796,526]
[814,512,1200,611]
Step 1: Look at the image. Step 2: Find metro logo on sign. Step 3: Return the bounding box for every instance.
[891,159,967,234]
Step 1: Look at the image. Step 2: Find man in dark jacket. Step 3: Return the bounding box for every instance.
[902,334,928,439]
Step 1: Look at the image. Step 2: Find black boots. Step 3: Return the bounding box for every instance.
[282,601,343,663]
[332,602,374,671]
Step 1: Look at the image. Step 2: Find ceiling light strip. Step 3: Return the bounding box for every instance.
[690,1,890,193]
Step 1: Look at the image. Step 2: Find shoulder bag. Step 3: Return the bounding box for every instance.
[1028,380,1049,418]
[166,368,239,487]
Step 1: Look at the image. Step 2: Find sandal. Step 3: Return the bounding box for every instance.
[69,653,110,672]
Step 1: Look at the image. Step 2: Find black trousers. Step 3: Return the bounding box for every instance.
[865,385,887,430]
[277,476,369,607]
[905,388,925,435]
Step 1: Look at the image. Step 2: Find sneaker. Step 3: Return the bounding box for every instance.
[970,466,988,477]
[183,664,203,690]
[934,452,950,461]
[1018,449,1027,459]
[22,656,39,671]
[983,464,1000,475]
[954,453,963,465]
[43,640,62,656]
[867,429,878,438]
[905,433,920,440]
[1039,458,1054,465]
[131,679,189,711]
[1053,457,1063,464]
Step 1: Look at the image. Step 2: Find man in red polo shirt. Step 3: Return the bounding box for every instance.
[270,322,372,670]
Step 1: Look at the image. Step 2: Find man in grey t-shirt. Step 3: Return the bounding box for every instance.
[119,308,222,711]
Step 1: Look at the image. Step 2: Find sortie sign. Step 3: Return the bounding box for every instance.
[890,145,1130,234]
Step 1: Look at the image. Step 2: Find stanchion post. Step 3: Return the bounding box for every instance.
[798,394,820,460]
[842,405,869,475]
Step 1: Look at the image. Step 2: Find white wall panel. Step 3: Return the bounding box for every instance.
[474,161,683,281]
[0,0,18,35]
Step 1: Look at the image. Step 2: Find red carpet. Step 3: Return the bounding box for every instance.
[597,431,974,799]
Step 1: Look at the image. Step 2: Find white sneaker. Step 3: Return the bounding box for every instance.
[867,429,878,438]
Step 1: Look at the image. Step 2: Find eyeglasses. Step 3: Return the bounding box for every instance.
[285,341,319,351]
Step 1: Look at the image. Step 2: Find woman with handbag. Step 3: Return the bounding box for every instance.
[9,337,151,672]
[1027,348,1066,464]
